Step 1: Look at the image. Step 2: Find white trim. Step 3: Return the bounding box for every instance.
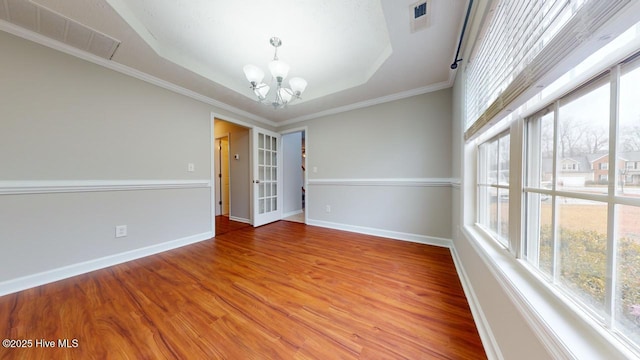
[306,219,452,248]
[210,113,216,235]
[279,126,308,135]
[449,241,503,360]
[212,112,260,131]
[279,125,309,225]
[0,180,210,195]
[0,18,462,130]
[278,81,452,126]
[212,113,258,227]
[307,178,456,187]
[228,216,251,224]
[461,225,640,360]
[0,19,453,130]
[0,19,276,128]
[0,231,213,297]
[282,209,303,218]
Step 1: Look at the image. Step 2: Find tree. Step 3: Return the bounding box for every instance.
[584,127,609,154]
[620,125,640,152]
[558,117,588,157]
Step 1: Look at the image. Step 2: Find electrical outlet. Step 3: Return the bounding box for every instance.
[325,205,331,213]
[115,225,127,238]
[187,163,195,172]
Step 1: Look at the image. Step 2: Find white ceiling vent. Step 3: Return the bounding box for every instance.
[409,0,431,33]
[0,0,120,60]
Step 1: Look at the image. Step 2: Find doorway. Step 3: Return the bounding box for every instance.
[282,129,306,223]
[213,118,252,236]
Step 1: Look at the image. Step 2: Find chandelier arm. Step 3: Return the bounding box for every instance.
[275,83,283,108]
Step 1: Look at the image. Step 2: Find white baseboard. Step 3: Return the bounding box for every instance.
[282,209,303,218]
[306,219,452,248]
[229,216,251,224]
[449,244,503,360]
[0,231,213,297]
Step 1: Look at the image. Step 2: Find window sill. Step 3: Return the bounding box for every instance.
[461,224,638,360]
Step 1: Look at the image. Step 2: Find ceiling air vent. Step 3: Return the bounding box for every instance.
[0,0,121,60]
[410,0,431,33]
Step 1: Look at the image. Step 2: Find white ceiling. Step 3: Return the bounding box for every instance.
[2,0,469,126]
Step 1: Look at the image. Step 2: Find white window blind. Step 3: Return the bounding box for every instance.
[464,0,631,140]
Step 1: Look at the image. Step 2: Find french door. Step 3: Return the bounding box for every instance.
[252,127,282,226]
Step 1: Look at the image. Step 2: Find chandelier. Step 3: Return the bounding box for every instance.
[243,37,307,109]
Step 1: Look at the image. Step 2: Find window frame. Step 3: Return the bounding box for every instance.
[476,55,640,356]
[477,131,512,248]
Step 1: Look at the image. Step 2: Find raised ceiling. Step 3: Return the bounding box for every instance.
[1,0,469,126]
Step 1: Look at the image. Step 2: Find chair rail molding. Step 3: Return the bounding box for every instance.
[0,180,211,195]
[307,178,457,187]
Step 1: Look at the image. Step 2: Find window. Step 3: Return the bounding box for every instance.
[478,132,510,246]
[467,3,640,357]
[524,56,640,352]
[465,0,631,138]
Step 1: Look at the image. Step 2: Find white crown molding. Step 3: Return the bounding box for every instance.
[307,178,456,187]
[0,180,210,195]
[277,81,453,127]
[0,19,458,130]
[0,231,213,297]
[0,20,276,128]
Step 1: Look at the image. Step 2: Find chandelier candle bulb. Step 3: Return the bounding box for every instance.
[289,77,307,95]
[243,64,264,86]
[269,60,290,82]
[254,84,269,100]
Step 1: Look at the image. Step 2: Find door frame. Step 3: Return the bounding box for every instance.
[280,126,308,224]
[214,134,230,217]
[211,113,256,235]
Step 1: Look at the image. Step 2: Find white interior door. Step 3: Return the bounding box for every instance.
[252,127,282,227]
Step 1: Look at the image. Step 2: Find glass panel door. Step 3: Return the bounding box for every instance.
[252,127,282,226]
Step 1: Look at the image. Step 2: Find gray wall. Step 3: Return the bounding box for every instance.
[0,29,261,291]
[281,90,453,243]
[0,16,553,358]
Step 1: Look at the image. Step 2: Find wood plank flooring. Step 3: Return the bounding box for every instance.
[215,215,251,236]
[0,221,486,359]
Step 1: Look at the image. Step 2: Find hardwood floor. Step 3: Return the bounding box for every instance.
[0,221,486,359]
[215,215,251,235]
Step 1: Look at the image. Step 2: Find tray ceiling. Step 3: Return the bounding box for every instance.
[2,0,469,125]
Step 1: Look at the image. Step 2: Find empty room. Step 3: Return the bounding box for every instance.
[1,0,640,359]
